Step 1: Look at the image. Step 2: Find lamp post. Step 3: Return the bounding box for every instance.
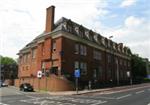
[109,36,119,86]
[127,71,132,85]
[109,36,114,86]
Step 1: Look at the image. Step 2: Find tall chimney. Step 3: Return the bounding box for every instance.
[45,5,55,33]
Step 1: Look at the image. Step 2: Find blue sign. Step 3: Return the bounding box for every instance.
[147,75,150,79]
[74,69,80,78]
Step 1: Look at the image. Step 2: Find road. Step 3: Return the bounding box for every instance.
[0,84,150,105]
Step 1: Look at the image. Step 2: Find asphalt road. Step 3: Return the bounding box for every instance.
[0,84,150,105]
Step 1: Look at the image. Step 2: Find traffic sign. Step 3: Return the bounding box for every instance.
[74,69,80,78]
[37,71,42,78]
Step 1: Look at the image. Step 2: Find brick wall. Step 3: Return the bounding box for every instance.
[14,75,74,91]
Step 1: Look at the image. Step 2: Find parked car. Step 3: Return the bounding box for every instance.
[2,82,8,87]
[19,83,34,92]
[0,80,8,87]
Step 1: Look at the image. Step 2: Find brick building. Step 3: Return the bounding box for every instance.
[17,5,131,90]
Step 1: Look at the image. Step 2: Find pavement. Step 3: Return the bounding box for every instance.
[45,83,150,95]
[0,83,150,105]
[8,83,150,95]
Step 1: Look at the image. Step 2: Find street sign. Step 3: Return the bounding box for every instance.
[74,69,80,94]
[37,71,42,78]
[74,69,80,78]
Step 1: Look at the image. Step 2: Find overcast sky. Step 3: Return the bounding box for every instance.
[0,0,150,60]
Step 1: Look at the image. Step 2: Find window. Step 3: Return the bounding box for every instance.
[107,69,112,79]
[42,43,45,56]
[85,30,89,39]
[80,62,87,75]
[42,62,45,69]
[52,41,56,51]
[26,66,29,70]
[115,58,118,64]
[93,50,102,60]
[75,26,79,34]
[107,54,111,63]
[68,25,72,32]
[25,54,27,63]
[80,45,84,55]
[98,66,103,79]
[74,61,79,69]
[75,61,87,75]
[27,54,30,62]
[83,46,87,56]
[128,61,130,67]
[120,59,122,65]
[32,49,36,59]
[101,37,105,46]
[75,43,87,56]
[93,67,102,80]
[75,44,79,54]
[80,45,87,56]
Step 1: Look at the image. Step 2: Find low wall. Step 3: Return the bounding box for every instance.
[14,75,74,91]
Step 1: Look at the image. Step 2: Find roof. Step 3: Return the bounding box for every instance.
[18,17,130,56]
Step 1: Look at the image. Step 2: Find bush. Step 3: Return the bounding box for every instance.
[143,78,150,83]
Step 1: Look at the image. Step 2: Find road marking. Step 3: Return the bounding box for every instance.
[91,101,107,105]
[16,92,23,95]
[117,94,131,100]
[26,95,37,99]
[95,96,116,100]
[0,102,8,105]
[20,96,107,105]
[135,90,144,94]
[101,85,150,95]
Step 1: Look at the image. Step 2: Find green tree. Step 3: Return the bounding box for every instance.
[0,55,17,65]
[131,54,147,81]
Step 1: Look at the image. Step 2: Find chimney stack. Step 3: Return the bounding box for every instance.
[45,5,55,33]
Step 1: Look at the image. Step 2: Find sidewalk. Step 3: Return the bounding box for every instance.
[10,83,150,96]
[48,83,150,95]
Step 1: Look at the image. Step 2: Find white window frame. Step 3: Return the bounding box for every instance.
[80,62,87,75]
[75,44,79,54]
[52,41,56,51]
[74,61,79,69]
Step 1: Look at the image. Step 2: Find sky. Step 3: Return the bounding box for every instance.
[0,0,150,60]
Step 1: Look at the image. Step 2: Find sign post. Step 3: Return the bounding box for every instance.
[74,69,80,94]
[37,71,42,91]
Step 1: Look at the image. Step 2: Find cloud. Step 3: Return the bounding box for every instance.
[120,0,136,7]
[125,16,144,27]
[0,0,108,59]
[106,16,150,59]
[0,0,149,60]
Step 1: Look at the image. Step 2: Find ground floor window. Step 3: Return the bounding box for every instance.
[74,61,87,75]
[50,67,58,75]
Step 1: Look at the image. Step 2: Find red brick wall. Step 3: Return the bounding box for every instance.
[14,75,74,91]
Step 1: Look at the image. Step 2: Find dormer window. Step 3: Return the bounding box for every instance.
[68,25,72,32]
[113,43,116,50]
[63,22,67,30]
[94,34,98,42]
[79,26,84,38]
[108,40,111,48]
[85,30,89,39]
[101,37,105,46]
[75,26,79,35]
[89,31,93,41]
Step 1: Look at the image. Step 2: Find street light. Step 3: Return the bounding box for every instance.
[109,36,119,86]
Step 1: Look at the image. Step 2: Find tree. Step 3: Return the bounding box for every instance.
[0,56,17,65]
[131,54,147,82]
[0,55,18,80]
